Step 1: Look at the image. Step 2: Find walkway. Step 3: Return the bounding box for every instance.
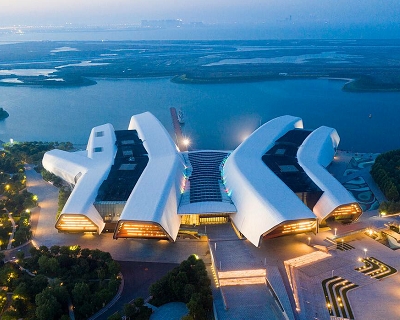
[6,209,16,250]
[150,302,188,320]
[206,224,287,320]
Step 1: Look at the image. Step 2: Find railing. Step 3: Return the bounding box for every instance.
[208,239,229,311]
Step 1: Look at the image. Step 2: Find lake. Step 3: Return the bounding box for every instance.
[0,77,399,153]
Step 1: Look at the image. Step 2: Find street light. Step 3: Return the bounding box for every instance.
[364,248,368,258]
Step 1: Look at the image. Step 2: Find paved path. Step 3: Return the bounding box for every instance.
[98,261,179,319]
[6,208,16,250]
[150,302,188,320]
[207,224,288,320]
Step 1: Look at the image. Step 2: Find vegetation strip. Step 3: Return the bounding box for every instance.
[321,277,335,316]
[356,257,397,279]
[322,276,358,319]
[371,149,400,212]
[341,284,358,320]
[334,280,348,318]
[322,276,342,316]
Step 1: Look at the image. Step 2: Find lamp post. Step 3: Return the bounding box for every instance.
[341,239,344,250]
[308,237,311,245]
[183,138,190,147]
[364,248,368,258]
[334,228,337,236]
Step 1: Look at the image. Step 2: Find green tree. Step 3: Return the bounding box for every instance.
[31,274,49,296]
[11,297,28,318]
[387,185,400,201]
[50,245,60,255]
[107,312,122,320]
[13,282,29,299]
[187,293,205,319]
[107,260,121,276]
[35,291,62,320]
[124,303,137,318]
[134,297,144,308]
[38,255,60,275]
[72,282,91,305]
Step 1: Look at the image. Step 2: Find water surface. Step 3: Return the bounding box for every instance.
[0,78,398,153]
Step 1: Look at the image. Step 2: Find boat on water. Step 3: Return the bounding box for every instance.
[178,109,184,124]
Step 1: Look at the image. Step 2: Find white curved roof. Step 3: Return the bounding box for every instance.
[223,115,316,247]
[118,112,185,240]
[42,123,117,232]
[297,126,361,222]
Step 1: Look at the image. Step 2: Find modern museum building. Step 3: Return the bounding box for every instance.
[43,112,362,247]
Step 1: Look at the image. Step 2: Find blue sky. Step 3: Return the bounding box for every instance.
[2,0,400,26]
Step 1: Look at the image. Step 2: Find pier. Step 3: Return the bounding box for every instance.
[170,107,187,151]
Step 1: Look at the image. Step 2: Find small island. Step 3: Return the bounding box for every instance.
[0,108,9,120]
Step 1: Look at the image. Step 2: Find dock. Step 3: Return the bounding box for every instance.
[170,107,187,151]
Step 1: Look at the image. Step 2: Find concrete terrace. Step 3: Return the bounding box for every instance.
[293,234,400,320]
[206,224,303,320]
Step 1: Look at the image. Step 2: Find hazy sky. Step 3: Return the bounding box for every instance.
[1,0,400,26]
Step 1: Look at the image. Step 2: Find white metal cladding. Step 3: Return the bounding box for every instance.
[223,115,316,247]
[43,123,117,233]
[297,126,361,222]
[118,112,185,240]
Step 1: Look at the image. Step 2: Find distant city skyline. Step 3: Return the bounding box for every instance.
[2,0,400,28]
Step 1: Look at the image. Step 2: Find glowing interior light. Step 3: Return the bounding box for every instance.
[56,214,98,232]
[218,269,266,286]
[115,221,168,239]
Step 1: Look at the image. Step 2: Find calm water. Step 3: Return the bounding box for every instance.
[0,78,399,153]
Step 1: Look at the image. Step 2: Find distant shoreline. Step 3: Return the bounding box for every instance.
[1,73,400,93]
[1,39,400,92]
